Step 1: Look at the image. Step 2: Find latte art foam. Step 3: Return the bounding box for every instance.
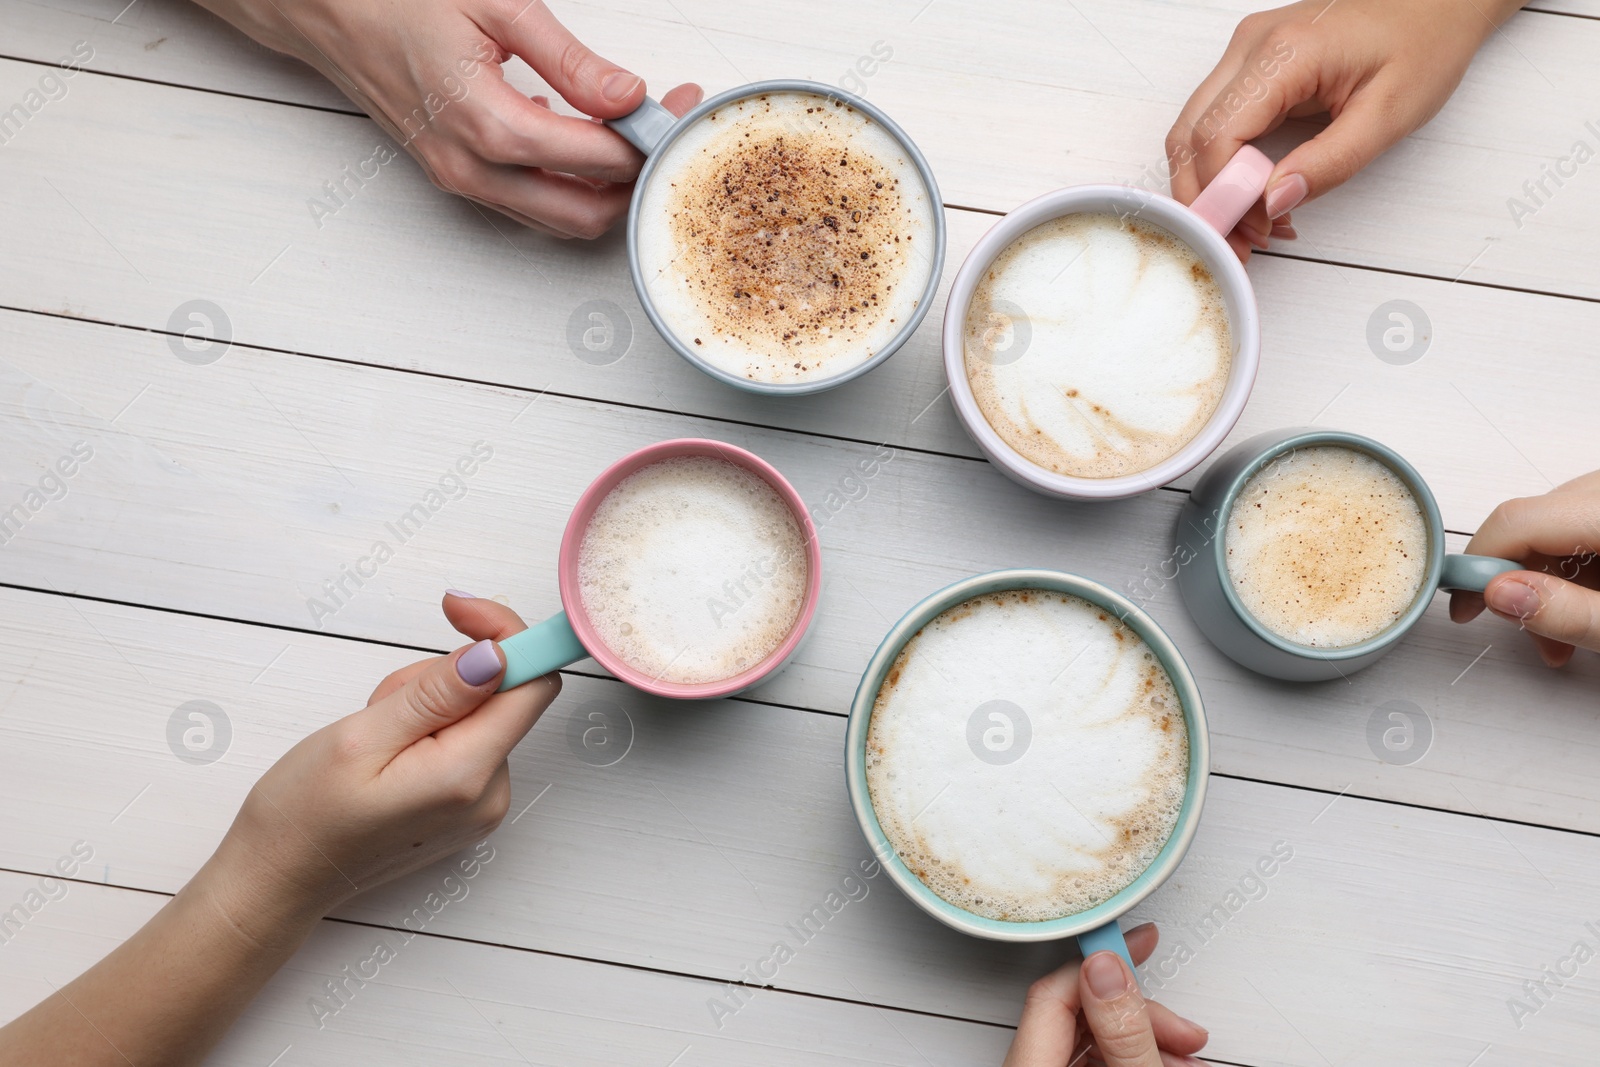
[637,91,938,384]
[965,212,1233,479]
[577,456,809,685]
[1225,446,1429,648]
[866,590,1188,922]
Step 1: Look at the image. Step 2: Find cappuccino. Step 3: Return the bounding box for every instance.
[1225,446,1428,648]
[965,212,1232,480]
[577,455,809,684]
[865,590,1188,922]
[636,91,938,385]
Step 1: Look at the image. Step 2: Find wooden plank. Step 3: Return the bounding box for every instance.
[0,874,1012,1065]
[0,589,1597,1063]
[2,1,1597,296]
[0,63,1596,531]
[2,320,1598,835]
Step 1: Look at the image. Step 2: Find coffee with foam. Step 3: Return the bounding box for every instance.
[577,455,809,685]
[636,91,938,385]
[1225,446,1429,648]
[865,590,1188,922]
[965,212,1233,479]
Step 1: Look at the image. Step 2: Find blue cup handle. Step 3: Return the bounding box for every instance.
[496,611,589,691]
[1440,553,1523,593]
[607,96,679,154]
[1077,921,1139,989]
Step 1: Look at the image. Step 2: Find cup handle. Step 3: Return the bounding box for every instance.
[1440,553,1524,593]
[1076,920,1140,990]
[1189,145,1275,238]
[496,611,589,691]
[607,96,679,154]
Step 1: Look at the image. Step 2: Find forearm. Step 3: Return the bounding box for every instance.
[0,856,322,1066]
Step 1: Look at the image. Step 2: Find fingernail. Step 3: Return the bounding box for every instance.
[445,588,476,599]
[457,639,502,686]
[689,85,705,106]
[1271,222,1298,240]
[602,71,643,103]
[1084,952,1132,999]
[1177,1014,1209,1040]
[1486,578,1541,620]
[1179,1057,1208,1067]
[1265,173,1308,219]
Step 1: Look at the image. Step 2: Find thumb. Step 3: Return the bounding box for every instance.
[1263,80,1407,218]
[1484,571,1600,660]
[488,2,645,119]
[360,640,507,752]
[1078,952,1163,1067]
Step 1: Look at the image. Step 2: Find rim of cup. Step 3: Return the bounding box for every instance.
[555,438,823,698]
[625,79,947,397]
[941,185,1261,500]
[1201,428,1448,663]
[844,568,1210,941]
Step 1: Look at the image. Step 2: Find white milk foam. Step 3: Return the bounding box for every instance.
[965,212,1233,479]
[637,90,938,385]
[865,590,1189,922]
[1225,446,1429,648]
[577,456,809,685]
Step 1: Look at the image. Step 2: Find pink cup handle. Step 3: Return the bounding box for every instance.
[1189,145,1274,237]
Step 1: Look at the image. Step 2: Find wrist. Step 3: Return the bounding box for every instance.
[187,833,334,955]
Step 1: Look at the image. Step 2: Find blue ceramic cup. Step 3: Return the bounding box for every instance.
[844,569,1210,974]
[1175,428,1522,681]
[608,80,946,396]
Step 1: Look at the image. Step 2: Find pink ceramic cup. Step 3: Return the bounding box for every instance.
[495,439,823,699]
[942,146,1275,501]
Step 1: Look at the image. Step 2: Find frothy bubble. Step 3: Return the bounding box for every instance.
[578,456,809,685]
[865,590,1189,922]
[964,211,1233,480]
[1225,446,1429,648]
[637,91,938,385]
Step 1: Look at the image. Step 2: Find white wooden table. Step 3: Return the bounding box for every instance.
[3,0,1598,1063]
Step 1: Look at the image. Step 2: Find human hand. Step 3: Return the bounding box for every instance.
[1002,923,1209,1067]
[202,593,560,929]
[1450,472,1600,668]
[193,0,700,236]
[1166,0,1523,261]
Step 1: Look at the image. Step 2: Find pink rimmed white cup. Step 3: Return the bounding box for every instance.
[941,146,1274,501]
[495,439,823,699]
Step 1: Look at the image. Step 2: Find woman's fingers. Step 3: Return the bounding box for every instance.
[1482,571,1600,666]
[660,82,705,117]
[1144,1000,1209,1057]
[367,659,437,705]
[1264,71,1413,218]
[1078,953,1165,1067]
[442,590,531,642]
[1004,925,1207,1066]
[347,639,507,757]
[483,0,645,120]
[464,75,647,181]
[1003,956,1082,1067]
[1465,492,1600,572]
[434,592,562,763]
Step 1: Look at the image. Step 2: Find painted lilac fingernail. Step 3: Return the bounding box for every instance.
[445,588,476,599]
[457,639,502,686]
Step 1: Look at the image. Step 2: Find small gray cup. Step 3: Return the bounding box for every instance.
[608,80,946,396]
[1175,428,1521,681]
